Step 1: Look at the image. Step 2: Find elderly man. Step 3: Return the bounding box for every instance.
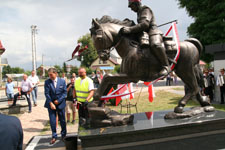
[75,67,94,125]
[11,74,33,113]
[44,68,67,144]
[28,70,40,106]
[217,68,225,104]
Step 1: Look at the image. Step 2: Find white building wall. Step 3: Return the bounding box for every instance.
[213,60,225,102]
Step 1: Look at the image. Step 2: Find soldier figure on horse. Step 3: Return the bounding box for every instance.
[120,0,170,77]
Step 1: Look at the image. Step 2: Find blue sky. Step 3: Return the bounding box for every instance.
[0,0,193,70]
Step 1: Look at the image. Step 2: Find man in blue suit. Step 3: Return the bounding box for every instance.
[44,68,67,144]
[0,114,23,150]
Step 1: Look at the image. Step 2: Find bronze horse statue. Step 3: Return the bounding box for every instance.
[87,16,212,127]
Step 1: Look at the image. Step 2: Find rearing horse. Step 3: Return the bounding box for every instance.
[90,16,210,113]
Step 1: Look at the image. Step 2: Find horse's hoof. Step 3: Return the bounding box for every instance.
[201,96,211,106]
[174,106,184,113]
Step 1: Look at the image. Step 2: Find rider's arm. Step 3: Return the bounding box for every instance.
[129,8,152,33]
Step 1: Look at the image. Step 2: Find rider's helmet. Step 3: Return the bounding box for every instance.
[128,0,141,7]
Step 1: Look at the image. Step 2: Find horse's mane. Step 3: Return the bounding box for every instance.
[96,15,134,27]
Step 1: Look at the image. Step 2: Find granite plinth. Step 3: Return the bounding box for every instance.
[78,109,225,150]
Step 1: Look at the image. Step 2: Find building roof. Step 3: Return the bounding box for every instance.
[199,60,206,65]
[108,57,119,65]
[205,43,225,54]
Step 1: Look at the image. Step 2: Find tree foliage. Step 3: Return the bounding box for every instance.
[114,65,121,73]
[2,65,25,76]
[70,66,79,75]
[177,0,225,62]
[63,62,67,73]
[77,33,98,67]
[54,65,63,76]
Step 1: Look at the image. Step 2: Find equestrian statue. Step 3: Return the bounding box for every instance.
[87,0,214,127]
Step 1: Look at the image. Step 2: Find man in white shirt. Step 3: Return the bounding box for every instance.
[11,74,33,113]
[217,68,225,104]
[28,70,40,106]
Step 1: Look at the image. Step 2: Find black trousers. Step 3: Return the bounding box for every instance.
[78,102,89,120]
[204,86,214,102]
[220,85,225,104]
[13,91,31,111]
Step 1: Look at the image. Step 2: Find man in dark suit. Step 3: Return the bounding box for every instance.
[0,114,23,150]
[44,68,67,144]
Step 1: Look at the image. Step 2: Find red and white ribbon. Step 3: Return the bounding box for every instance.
[165,22,180,70]
[145,22,180,87]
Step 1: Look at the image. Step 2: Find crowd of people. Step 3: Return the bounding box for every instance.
[4,66,99,145]
[44,67,95,144]
[202,68,225,104]
[7,70,40,113]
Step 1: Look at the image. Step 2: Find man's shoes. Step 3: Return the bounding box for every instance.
[28,110,32,113]
[9,104,16,108]
[61,136,66,142]
[50,138,57,145]
[67,120,70,124]
[72,120,75,124]
[34,104,37,107]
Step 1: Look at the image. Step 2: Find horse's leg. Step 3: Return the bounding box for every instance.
[194,65,211,106]
[175,66,199,113]
[92,73,138,107]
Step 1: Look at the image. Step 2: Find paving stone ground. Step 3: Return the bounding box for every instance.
[0,85,78,149]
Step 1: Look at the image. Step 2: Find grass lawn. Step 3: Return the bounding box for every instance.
[107,90,225,113]
[172,87,184,91]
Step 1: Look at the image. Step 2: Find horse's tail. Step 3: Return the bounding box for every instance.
[185,38,203,62]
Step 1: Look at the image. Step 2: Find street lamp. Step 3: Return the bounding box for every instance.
[0,40,6,87]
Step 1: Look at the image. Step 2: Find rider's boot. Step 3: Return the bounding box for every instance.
[152,45,170,77]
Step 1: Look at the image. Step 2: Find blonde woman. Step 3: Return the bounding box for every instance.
[5,77,15,105]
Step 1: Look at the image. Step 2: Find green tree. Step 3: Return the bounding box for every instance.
[177,0,225,63]
[85,67,94,75]
[2,65,11,76]
[25,70,31,76]
[114,65,121,73]
[70,66,78,75]
[77,33,98,67]
[63,62,67,73]
[54,65,62,76]
[11,67,24,74]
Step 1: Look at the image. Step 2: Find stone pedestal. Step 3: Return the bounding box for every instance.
[78,109,225,150]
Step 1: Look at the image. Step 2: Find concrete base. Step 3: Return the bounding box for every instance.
[0,104,28,114]
[78,109,225,150]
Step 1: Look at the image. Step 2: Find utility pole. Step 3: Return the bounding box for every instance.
[31,25,37,72]
[42,54,45,77]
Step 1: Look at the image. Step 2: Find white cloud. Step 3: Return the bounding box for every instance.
[0,0,193,70]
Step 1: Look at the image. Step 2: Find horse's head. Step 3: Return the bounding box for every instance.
[90,19,117,61]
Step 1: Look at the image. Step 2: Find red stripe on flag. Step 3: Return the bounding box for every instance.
[107,87,114,95]
[128,83,133,100]
[165,25,173,36]
[116,91,122,106]
[72,44,81,58]
[148,85,154,102]
[145,112,153,120]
